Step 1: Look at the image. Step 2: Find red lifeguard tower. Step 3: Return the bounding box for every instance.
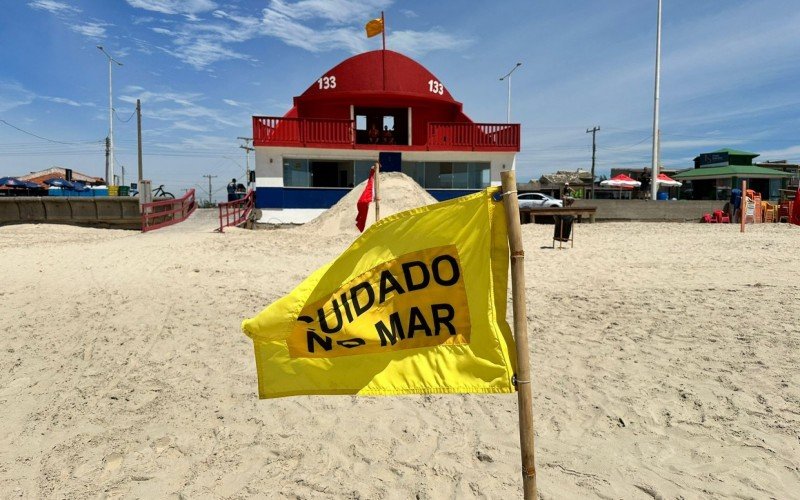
[252,49,520,223]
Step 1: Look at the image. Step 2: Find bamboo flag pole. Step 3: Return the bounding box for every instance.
[500,170,539,499]
[374,162,381,222]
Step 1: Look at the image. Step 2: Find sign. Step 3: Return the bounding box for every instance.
[697,152,729,168]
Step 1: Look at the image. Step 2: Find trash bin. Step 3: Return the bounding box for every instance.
[108,185,119,197]
[553,215,574,242]
[657,192,668,200]
[118,185,130,196]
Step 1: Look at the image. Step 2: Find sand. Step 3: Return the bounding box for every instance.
[1,205,799,498]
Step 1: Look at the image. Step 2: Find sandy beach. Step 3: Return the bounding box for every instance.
[1,208,798,498]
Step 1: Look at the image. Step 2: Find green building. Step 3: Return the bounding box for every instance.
[674,148,792,201]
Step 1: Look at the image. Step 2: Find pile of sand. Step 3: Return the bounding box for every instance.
[300,172,437,238]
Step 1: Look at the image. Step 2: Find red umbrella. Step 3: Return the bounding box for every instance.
[656,173,682,187]
[600,174,641,188]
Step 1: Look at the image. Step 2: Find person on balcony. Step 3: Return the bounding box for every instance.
[368,124,380,144]
[382,126,395,145]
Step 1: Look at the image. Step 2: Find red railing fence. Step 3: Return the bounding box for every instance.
[141,189,197,232]
[217,190,255,232]
[253,116,520,151]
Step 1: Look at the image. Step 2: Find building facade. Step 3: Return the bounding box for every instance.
[252,50,520,223]
[674,148,792,201]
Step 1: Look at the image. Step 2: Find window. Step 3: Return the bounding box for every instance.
[356,115,367,131]
[283,159,310,187]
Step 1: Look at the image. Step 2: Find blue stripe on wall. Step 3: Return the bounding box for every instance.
[255,187,481,209]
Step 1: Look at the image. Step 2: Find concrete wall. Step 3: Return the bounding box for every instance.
[0,197,141,229]
[572,199,726,221]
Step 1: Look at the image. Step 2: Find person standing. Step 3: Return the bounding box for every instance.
[562,182,575,206]
[227,178,237,202]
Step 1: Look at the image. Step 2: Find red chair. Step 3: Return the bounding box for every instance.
[713,210,730,223]
[702,213,713,223]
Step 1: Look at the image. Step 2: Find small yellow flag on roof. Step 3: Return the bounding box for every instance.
[242,188,517,398]
[365,17,384,38]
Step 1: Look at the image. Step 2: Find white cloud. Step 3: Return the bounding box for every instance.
[222,99,244,107]
[70,22,107,38]
[400,9,418,18]
[261,7,366,53]
[0,81,35,112]
[390,29,472,56]
[27,0,80,14]
[268,0,390,25]
[756,145,800,162]
[41,96,95,107]
[125,0,217,15]
[119,89,242,129]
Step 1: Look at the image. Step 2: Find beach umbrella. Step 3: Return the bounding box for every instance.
[44,178,75,189]
[656,173,682,187]
[600,174,641,188]
[23,181,42,189]
[0,177,26,188]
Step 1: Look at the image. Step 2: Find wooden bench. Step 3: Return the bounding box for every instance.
[518,207,597,224]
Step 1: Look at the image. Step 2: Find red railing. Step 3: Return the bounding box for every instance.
[253,116,520,151]
[217,190,255,232]
[141,189,196,232]
[253,116,353,147]
[427,123,520,151]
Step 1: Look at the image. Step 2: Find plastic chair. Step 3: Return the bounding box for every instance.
[702,213,713,223]
[713,210,729,223]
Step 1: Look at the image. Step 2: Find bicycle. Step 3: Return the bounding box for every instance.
[131,184,174,199]
[153,185,174,199]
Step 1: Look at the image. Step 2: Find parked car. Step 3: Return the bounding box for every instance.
[517,192,563,209]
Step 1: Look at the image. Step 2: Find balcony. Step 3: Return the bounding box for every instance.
[253,116,520,152]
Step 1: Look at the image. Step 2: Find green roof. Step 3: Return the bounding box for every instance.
[674,165,792,180]
[711,148,759,157]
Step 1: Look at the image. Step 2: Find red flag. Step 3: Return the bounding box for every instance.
[355,168,375,232]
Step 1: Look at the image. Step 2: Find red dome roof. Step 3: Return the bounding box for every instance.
[295,50,460,106]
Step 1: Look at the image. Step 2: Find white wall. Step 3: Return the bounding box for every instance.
[254,146,516,188]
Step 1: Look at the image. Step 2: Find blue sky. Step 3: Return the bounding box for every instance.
[1,0,799,199]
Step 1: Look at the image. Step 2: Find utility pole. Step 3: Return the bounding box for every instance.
[650,0,663,201]
[237,136,254,187]
[120,164,126,186]
[104,136,110,184]
[97,46,122,186]
[202,174,217,205]
[137,99,143,186]
[586,126,600,199]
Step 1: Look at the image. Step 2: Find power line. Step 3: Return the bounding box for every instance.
[0,119,103,145]
[113,108,136,123]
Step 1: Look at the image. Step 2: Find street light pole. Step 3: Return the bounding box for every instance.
[650,0,663,201]
[97,46,122,186]
[499,62,522,123]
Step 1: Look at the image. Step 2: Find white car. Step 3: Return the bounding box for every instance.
[517,192,563,209]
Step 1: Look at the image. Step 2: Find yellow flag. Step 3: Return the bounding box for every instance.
[365,18,383,38]
[242,188,517,398]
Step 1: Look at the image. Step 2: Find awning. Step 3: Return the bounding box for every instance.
[674,165,793,181]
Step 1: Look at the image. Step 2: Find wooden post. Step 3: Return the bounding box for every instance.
[740,180,746,233]
[500,170,539,499]
[374,162,381,222]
